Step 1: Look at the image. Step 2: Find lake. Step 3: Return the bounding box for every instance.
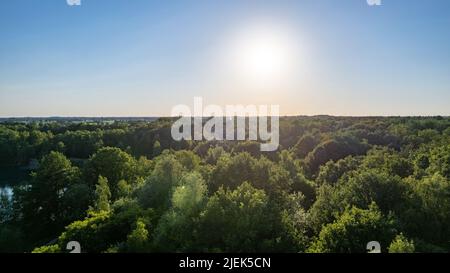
[0,166,31,198]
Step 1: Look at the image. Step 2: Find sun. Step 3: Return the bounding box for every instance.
[239,37,288,81]
[228,24,297,87]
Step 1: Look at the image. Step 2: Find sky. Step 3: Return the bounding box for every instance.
[0,0,449,117]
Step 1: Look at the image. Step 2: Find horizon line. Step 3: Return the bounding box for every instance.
[1,115,449,119]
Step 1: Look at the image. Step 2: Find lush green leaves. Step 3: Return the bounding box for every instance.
[308,204,397,253]
[1,116,449,253]
[388,234,415,253]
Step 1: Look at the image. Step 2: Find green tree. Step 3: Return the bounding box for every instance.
[305,138,368,175]
[152,140,162,157]
[197,182,280,252]
[85,147,136,199]
[56,130,103,158]
[153,172,207,251]
[209,152,256,192]
[339,169,409,214]
[292,134,318,159]
[32,244,60,253]
[125,219,150,252]
[0,190,24,253]
[174,150,201,172]
[136,153,183,211]
[205,146,227,165]
[93,176,111,212]
[385,156,414,178]
[309,169,408,233]
[279,192,309,252]
[402,174,450,247]
[16,151,81,243]
[117,179,132,198]
[388,234,415,253]
[278,150,315,204]
[53,199,154,253]
[428,145,450,178]
[316,156,360,186]
[308,203,397,253]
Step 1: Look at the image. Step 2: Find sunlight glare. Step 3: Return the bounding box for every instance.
[229,23,298,88]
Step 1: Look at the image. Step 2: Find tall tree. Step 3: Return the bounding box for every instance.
[93,175,111,212]
[17,151,81,243]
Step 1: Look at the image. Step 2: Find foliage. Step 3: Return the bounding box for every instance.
[388,233,415,253]
[1,116,449,253]
[85,147,136,199]
[196,182,281,252]
[308,203,397,253]
[14,151,87,244]
[93,176,111,212]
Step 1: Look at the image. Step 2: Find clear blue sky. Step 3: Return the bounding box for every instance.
[1,0,449,117]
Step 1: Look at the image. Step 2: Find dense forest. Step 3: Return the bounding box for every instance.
[0,116,449,253]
